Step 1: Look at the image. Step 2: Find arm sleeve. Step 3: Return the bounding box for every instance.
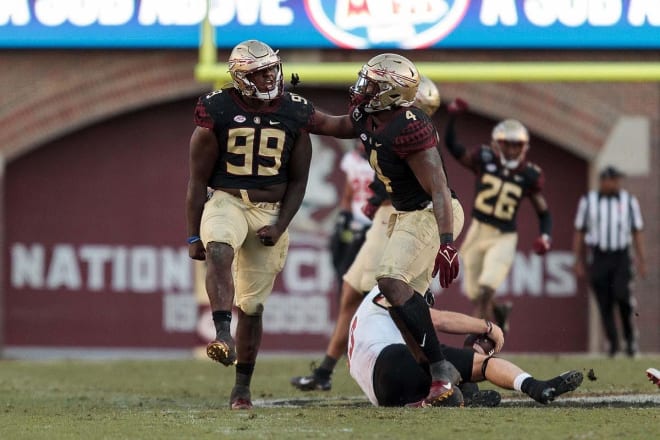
[537,210,552,236]
[444,115,467,160]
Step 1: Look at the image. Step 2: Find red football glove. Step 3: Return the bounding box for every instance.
[447,98,469,114]
[361,201,379,220]
[532,235,551,255]
[433,243,460,288]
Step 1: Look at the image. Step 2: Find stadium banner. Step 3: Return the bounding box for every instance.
[0,0,659,49]
[2,92,588,354]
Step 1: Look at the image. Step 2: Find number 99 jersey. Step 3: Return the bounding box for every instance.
[193,88,315,189]
[469,146,544,232]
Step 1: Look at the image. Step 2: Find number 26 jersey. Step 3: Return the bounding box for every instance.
[193,88,315,189]
[469,146,544,232]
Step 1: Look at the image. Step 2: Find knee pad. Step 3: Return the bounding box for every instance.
[237,301,264,316]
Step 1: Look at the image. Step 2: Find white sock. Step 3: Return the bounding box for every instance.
[513,373,532,392]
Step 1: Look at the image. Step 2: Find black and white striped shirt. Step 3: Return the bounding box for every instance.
[574,190,644,252]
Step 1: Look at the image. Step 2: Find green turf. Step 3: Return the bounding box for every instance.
[0,354,658,439]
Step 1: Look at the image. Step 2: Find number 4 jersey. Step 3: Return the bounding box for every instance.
[194,88,315,189]
[469,146,544,232]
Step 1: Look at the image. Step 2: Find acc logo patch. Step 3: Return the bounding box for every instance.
[234,115,246,123]
[305,0,469,49]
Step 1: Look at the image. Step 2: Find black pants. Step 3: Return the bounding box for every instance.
[372,344,474,407]
[589,249,635,352]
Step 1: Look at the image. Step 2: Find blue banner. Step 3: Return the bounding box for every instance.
[0,0,658,49]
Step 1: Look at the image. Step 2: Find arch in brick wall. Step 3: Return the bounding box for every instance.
[0,53,618,162]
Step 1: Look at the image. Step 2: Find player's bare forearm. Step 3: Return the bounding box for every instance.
[308,111,355,139]
[632,230,647,278]
[431,309,504,352]
[431,310,489,334]
[186,180,207,237]
[444,115,473,170]
[274,132,312,231]
[187,127,219,236]
[407,149,453,238]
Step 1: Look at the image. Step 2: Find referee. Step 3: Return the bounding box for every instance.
[572,166,647,357]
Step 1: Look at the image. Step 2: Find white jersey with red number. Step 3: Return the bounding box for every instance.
[340,149,375,227]
[347,287,405,406]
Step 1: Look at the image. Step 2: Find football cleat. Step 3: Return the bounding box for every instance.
[646,368,660,388]
[229,385,253,410]
[460,382,501,408]
[535,370,584,404]
[206,333,237,366]
[406,382,464,408]
[290,366,332,391]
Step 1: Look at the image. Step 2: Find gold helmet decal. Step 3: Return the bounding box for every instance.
[350,53,420,112]
[415,76,441,117]
[491,119,530,169]
[228,40,283,101]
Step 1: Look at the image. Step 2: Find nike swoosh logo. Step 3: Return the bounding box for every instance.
[420,333,426,347]
[269,120,280,125]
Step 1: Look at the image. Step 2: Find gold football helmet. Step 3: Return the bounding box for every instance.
[228,40,283,101]
[415,76,441,117]
[491,119,530,169]
[350,53,420,112]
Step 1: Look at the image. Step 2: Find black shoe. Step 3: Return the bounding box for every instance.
[493,302,513,334]
[626,340,639,358]
[290,365,332,391]
[534,370,584,404]
[460,382,501,407]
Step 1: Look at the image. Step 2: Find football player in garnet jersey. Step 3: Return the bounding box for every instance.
[444,99,552,334]
[291,76,465,393]
[186,40,315,410]
[307,55,466,407]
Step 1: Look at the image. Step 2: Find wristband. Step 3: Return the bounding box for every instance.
[187,235,201,244]
[440,233,454,245]
[485,319,493,335]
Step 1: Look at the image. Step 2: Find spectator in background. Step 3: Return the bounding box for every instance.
[329,142,374,288]
[573,166,646,357]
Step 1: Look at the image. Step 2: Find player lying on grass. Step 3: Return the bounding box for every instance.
[347,287,584,407]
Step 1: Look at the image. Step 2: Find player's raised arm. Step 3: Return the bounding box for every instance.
[530,191,552,255]
[444,98,475,170]
[186,126,219,260]
[308,110,355,139]
[257,130,313,246]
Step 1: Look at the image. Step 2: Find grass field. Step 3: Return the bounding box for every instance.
[0,354,658,439]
